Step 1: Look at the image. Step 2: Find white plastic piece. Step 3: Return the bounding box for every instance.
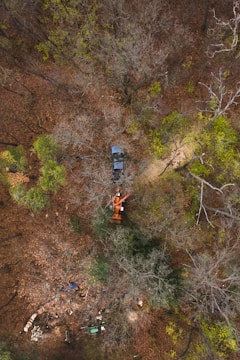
[24,313,38,333]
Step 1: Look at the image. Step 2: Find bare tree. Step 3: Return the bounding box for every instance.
[189,170,235,228]
[109,228,180,308]
[97,23,168,103]
[182,244,240,324]
[199,69,240,123]
[84,0,196,106]
[207,1,240,58]
[178,155,238,227]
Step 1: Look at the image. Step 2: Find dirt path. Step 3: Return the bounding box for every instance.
[138,139,196,184]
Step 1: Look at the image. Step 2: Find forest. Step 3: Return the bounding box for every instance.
[0,0,240,359]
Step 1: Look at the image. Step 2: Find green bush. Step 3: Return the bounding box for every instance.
[0,349,12,360]
[38,159,66,192]
[10,185,49,212]
[0,150,15,170]
[188,161,211,178]
[89,257,110,283]
[0,351,12,360]
[148,81,162,97]
[193,115,240,183]
[130,172,188,237]
[8,146,27,171]
[0,172,10,186]
[0,146,27,172]
[35,42,50,61]
[24,187,49,212]
[0,341,35,360]
[35,0,99,62]
[33,135,60,162]
[69,215,81,233]
[149,129,169,158]
[149,111,190,158]
[185,80,195,94]
[201,320,238,358]
[9,183,27,205]
[182,182,201,224]
[3,135,67,212]
[92,207,111,238]
[0,342,12,360]
[110,227,183,308]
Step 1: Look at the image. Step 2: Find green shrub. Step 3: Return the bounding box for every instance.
[0,146,26,172]
[0,351,12,360]
[161,111,190,136]
[185,80,195,94]
[149,111,190,158]
[36,0,99,62]
[188,161,211,178]
[92,207,111,238]
[0,172,10,186]
[194,115,240,183]
[182,182,201,224]
[10,185,49,212]
[201,320,238,358]
[0,150,15,170]
[35,42,50,61]
[166,321,183,345]
[69,215,81,233]
[38,159,66,192]
[148,81,162,97]
[89,257,110,283]
[24,187,49,212]
[33,135,59,162]
[110,228,183,308]
[130,247,182,308]
[9,183,27,205]
[1,135,66,212]
[0,341,35,360]
[8,146,27,171]
[130,172,188,236]
[149,129,169,158]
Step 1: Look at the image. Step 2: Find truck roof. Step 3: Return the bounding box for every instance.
[113,161,124,170]
[111,145,123,154]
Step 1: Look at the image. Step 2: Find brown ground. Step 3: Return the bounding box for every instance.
[0,1,240,359]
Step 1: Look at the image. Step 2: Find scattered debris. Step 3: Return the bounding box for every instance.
[23,313,38,333]
[80,312,107,336]
[96,313,103,322]
[65,328,71,343]
[67,282,80,291]
[87,321,106,335]
[31,325,43,342]
[62,282,80,292]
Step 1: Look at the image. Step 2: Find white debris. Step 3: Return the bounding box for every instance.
[65,329,70,343]
[31,325,43,342]
[24,313,38,333]
[96,314,103,321]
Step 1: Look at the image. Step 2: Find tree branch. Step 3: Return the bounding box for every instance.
[198,69,240,123]
[207,1,240,58]
[205,205,240,221]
